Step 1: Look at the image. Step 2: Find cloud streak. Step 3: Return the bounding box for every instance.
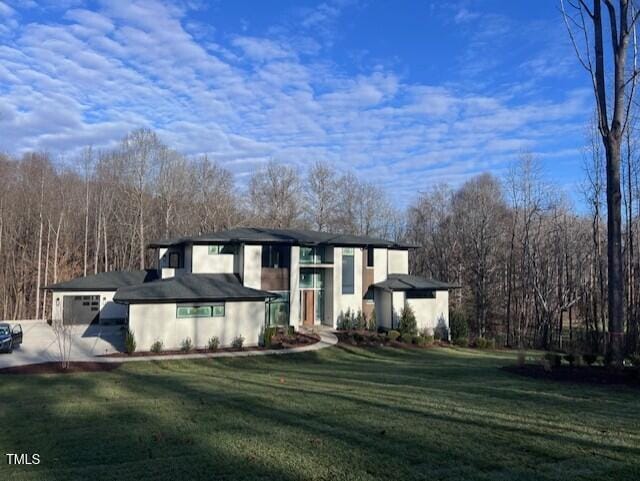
[0,0,590,205]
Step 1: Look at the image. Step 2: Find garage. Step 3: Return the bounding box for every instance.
[62,295,100,325]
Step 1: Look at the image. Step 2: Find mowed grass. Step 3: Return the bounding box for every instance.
[0,346,639,481]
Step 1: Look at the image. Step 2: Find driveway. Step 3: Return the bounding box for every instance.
[0,321,124,368]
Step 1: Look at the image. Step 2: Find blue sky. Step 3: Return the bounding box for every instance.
[0,0,592,206]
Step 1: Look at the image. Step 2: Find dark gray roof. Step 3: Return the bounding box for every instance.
[45,270,159,291]
[113,273,275,304]
[149,227,416,249]
[373,274,458,291]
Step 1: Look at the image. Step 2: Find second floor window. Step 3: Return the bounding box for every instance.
[208,245,223,255]
[300,246,326,264]
[367,247,374,268]
[342,248,354,294]
[262,245,290,268]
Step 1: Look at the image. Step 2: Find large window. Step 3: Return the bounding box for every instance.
[342,248,354,294]
[208,244,235,255]
[262,245,290,268]
[176,304,225,318]
[266,292,290,326]
[300,246,326,264]
[300,268,324,289]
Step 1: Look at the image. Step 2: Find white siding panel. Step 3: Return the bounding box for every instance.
[373,248,388,283]
[289,246,300,329]
[191,245,235,274]
[388,250,409,274]
[243,245,262,289]
[406,290,449,335]
[129,300,265,351]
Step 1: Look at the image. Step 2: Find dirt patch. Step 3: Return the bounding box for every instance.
[101,332,320,358]
[0,362,122,375]
[503,364,640,388]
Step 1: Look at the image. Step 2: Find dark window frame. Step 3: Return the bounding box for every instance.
[342,249,355,294]
[168,252,182,268]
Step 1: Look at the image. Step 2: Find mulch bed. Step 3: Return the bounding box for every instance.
[0,362,122,375]
[503,364,640,388]
[100,332,320,358]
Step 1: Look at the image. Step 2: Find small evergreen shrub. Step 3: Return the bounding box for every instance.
[399,333,414,344]
[150,340,163,353]
[125,329,136,354]
[367,310,377,331]
[423,335,434,345]
[475,337,489,349]
[486,338,496,350]
[181,337,193,353]
[354,309,366,330]
[434,315,449,341]
[387,330,401,341]
[337,308,354,330]
[398,305,417,336]
[449,310,469,340]
[207,336,220,351]
[231,335,244,349]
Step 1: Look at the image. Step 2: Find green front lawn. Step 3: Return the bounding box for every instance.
[1,346,639,481]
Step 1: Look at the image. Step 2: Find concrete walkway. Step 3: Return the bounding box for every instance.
[0,321,338,367]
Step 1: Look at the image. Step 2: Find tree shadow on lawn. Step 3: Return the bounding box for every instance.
[122,350,640,477]
[1,347,639,481]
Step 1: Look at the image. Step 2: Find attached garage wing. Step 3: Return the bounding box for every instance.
[63,295,100,325]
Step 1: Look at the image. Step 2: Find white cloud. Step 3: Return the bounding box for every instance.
[0,0,590,205]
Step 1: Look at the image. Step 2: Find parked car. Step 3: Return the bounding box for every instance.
[0,323,22,353]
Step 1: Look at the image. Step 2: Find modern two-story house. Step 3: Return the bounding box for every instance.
[46,227,453,350]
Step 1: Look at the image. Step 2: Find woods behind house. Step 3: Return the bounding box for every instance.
[1,127,639,355]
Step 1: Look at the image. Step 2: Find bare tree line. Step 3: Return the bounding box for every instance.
[0,129,401,321]
[1,124,640,356]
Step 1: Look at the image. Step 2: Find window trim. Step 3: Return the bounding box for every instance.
[341,249,355,295]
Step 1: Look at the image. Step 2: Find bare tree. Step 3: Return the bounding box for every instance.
[249,160,303,228]
[561,0,640,365]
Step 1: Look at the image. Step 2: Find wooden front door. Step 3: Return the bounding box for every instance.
[303,290,315,326]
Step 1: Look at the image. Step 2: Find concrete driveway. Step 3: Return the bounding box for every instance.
[0,321,124,368]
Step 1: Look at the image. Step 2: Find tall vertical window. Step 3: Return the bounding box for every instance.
[367,247,375,268]
[342,248,354,294]
[262,245,290,268]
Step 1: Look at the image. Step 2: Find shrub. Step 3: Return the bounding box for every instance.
[398,305,417,336]
[434,315,450,341]
[400,333,414,344]
[449,310,469,341]
[486,338,496,350]
[263,326,277,347]
[207,336,220,351]
[387,330,401,342]
[353,332,365,343]
[415,335,432,347]
[544,352,562,368]
[367,310,377,331]
[475,337,489,349]
[150,340,163,354]
[231,335,244,349]
[453,337,468,347]
[411,335,422,345]
[582,353,598,366]
[181,337,193,353]
[354,309,366,330]
[337,308,354,330]
[124,329,136,354]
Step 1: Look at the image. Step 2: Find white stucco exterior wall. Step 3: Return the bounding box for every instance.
[332,247,363,326]
[388,250,409,274]
[374,288,392,329]
[243,245,262,289]
[128,300,265,351]
[406,290,449,335]
[191,245,235,274]
[373,248,388,283]
[392,291,405,328]
[52,291,127,323]
[289,246,300,329]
